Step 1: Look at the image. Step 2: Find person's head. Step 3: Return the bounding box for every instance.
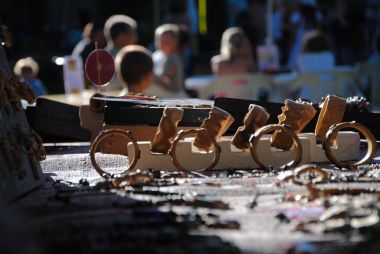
[115,45,153,93]
[220,27,251,60]
[104,15,137,48]
[83,22,106,48]
[302,30,330,52]
[155,24,179,55]
[14,57,39,79]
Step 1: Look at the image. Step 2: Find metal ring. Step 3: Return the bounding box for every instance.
[168,128,221,172]
[324,121,377,169]
[249,124,303,169]
[90,129,140,178]
[293,164,328,185]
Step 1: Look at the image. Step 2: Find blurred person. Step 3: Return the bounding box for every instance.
[163,0,197,76]
[153,24,184,93]
[177,25,192,75]
[294,30,362,101]
[115,45,153,95]
[72,22,106,64]
[286,0,322,68]
[296,30,335,72]
[211,27,256,75]
[104,15,137,58]
[103,15,137,91]
[13,57,47,97]
[66,8,94,50]
[235,10,259,59]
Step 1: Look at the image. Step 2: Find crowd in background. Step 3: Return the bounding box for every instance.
[1,0,380,98]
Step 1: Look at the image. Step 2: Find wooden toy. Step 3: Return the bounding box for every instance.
[231,104,269,150]
[315,95,346,142]
[193,106,234,152]
[271,99,316,150]
[151,107,184,154]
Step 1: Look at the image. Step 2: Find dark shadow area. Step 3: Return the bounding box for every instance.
[2,174,241,254]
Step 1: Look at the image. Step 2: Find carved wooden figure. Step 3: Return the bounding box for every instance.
[151,107,184,154]
[271,99,316,150]
[193,107,234,152]
[315,95,346,142]
[231,104,270,150]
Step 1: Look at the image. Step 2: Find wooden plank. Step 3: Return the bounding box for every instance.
[125,132,360,171]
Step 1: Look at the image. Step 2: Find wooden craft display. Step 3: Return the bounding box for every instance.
[90,98,376,176]
[0,26,45,203]
[85,46,377,176]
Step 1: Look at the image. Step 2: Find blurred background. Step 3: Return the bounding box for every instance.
[1,0,379,99]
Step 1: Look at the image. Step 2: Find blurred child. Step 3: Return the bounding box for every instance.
[296,30,335,72]
[13,57,47,97]
[211,27,256,75]
[104,15,137,58]
[153,24,184,93]
[115,45,153,95]
[72,22,106,64]
[103,15,137,92]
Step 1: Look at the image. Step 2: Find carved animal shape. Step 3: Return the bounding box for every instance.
[193,106,234,152]
[315,95,346,142]
[271,99,316,150]
[151,107,184,154]
[231,104,270,150]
